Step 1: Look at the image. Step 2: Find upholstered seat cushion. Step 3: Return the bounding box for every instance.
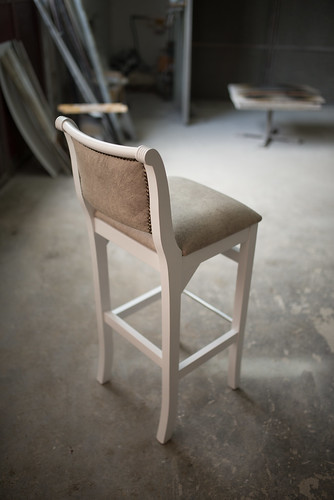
[96,176,262,256]
[169,177,262,255]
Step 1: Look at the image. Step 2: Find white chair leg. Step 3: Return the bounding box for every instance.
[156,265,181,444]
[228,225,258,389]
[89,231,113,384]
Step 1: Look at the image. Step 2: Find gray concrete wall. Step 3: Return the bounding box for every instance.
[109,0,169,68]
[191,0,334,103]
[82,0,334,103]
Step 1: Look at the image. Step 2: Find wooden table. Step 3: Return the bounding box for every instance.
[228,84,325,146]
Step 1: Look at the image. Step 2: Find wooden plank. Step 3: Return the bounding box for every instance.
[57,103,128,114]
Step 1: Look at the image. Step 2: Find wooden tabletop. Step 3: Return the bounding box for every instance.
[228,84,325,111]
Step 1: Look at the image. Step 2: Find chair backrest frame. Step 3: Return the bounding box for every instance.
[56,116,181,261]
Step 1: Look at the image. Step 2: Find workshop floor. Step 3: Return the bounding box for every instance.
[1,93,334,499]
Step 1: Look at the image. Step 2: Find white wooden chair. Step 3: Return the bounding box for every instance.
[56,116,262,444]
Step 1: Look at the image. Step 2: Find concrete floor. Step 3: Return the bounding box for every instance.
[1,93,334,499]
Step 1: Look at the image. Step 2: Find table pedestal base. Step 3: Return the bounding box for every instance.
[242,110,303,147]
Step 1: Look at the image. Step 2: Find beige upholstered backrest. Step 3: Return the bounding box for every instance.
[72,138,152,233]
